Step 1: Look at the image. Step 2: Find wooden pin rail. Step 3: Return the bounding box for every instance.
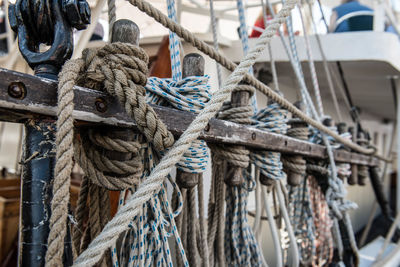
[0,67,379,166]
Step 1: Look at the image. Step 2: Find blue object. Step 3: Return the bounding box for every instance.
[333,1,373,32]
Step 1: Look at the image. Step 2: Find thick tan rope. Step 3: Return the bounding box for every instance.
[129,0,388,161]
[73,1,299,265]
[46,59,84,267]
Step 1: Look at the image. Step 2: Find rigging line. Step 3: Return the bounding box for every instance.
[391,77,398,111]
[336,61,365,133]
[298,2,324,117]
[306,1,344,122]
[261,0,280,92]
[209,0,223,88]
[260,175,282,267]
[236,0,258,112]
[315,0,329,32]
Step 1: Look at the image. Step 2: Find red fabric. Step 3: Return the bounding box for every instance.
[249,17,265,38]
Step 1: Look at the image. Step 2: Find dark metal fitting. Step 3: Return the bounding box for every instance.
[8,82,27,99]
[95,98,107,113]
[251,132,256,140]
[62,0,90,30]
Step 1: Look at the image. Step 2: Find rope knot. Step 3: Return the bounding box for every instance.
[75,43,174,151]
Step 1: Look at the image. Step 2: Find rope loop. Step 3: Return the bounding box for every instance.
[79,43,174,151]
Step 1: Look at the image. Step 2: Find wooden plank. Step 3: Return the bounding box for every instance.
[0,67,379,166]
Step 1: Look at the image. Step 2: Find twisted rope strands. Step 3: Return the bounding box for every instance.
[46,58,84,266]
[73,175,89,256]
[209,0,222,88]
[73,2,299,265]
[128,0,384,159]
[298,3,324,117]
[306,1,343,121]
[261,0,279,92]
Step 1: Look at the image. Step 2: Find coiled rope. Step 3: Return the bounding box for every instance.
[146,74,211,266]
[217,84,265,266]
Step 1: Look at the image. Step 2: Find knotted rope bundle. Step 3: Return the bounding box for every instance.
[46,42,176,266]
[282,113,309,186]
[145,75,211,267]
[216,84,265,266]
[308,176,334,266]
[111,145,188,267]
[251,103,288,181]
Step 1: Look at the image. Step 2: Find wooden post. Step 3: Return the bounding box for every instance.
[348,126,358,185]
[225,84,250,186]
[101,19,140,162]
[286,101,308,186]
[176,53,204,188]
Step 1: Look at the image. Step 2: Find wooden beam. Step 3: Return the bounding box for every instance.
[0,67,379,166]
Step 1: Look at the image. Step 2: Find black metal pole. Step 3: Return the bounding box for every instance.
[8,0,90,265]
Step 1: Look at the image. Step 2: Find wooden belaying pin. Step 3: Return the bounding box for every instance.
[104,19,140,162]
[357,131,369,186]
[224,82,250,187]
[175,53,204,189]
[286,101,308,186]
[337,122,349,181]
[348,126,358,185]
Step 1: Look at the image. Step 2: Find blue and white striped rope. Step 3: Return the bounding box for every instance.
[251,103,288,180]
[111,142,189,267]
[166,0,182,81]
[224,170,264,266]
[236,0,257,113]
[146,76,211,173]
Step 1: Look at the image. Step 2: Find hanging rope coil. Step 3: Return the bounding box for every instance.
[217,84,264,266]
[251,103,288,181]
[283,110,309,186]
[146,76,211,173]
[145,73,211,266]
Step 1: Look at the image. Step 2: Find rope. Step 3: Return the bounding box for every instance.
[218,83,264,266]
[209,0,222,88]
[145,75,211,266]
[298,3,324,117]
[166,0,182,81]
[127,0,386,160]
[46,58,84,266]
[236,0,257,112]
[306,0,343,121]
[207,151,226,266]
[308,175,334,266]
[261,0,280,92]
[71,2,328,265]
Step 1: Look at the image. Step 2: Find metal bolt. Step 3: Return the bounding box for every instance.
[251,132,256,140]
[8,82,26,99]
[95,98,107,113]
